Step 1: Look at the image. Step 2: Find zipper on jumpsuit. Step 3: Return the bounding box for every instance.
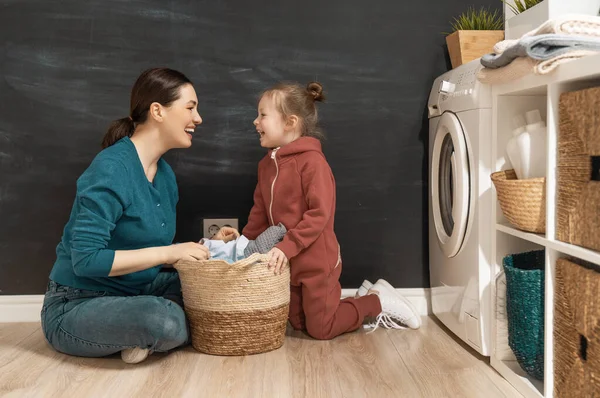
[268,147,341,269]
[268,148,280,226]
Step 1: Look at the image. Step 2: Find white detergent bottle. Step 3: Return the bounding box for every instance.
[521,109,546,179]
[506,114,527,179]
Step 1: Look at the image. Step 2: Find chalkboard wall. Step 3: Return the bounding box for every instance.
[0,0,502,294]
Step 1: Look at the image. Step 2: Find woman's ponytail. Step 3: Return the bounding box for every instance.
[101,117,135,149]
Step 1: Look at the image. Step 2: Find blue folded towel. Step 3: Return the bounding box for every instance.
[481,34,600,69]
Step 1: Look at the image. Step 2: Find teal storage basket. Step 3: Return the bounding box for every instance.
[503,249,545,380]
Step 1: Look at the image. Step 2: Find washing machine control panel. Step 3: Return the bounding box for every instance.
[453,66,479,93]
[428,59,491,117]
[439,80,456,95]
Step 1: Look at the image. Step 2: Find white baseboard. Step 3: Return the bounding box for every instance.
[0,288,432,323]
[0,295,44,323]
[341,288,432,316]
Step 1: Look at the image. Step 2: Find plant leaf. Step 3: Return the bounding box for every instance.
[447,6,504,32]
[502,0,542,16]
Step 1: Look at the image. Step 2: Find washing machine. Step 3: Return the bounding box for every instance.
[427,59,493,356]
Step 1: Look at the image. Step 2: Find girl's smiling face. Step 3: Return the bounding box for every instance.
[253,93,299,149]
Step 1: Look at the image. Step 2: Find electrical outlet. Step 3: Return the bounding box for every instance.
[203,218,239,239]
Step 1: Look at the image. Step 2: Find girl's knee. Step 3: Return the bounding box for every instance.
[305,320,335,341]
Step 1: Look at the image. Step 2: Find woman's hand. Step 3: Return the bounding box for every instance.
[166,242,210,264]
[267,247,288,275]
[213,227,240,242]
[110,243,210,276]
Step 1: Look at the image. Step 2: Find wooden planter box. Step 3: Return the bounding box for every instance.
[446,30,504,69]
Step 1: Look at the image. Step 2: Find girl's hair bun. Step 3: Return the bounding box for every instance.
[307,82,325,102]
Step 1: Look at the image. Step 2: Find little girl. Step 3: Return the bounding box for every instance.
[242,81,421,340]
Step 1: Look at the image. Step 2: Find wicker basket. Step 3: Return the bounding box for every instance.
[555,258,600,397]
[491,169,546,233]
[174,253,290,356]
[557,86,600,252]
[504,250,545,380]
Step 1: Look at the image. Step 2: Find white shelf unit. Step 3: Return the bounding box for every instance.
[490,53,600,398]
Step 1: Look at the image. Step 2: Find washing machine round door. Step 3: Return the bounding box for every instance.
[431,111,470,258]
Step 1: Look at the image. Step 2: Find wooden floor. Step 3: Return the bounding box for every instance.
[0,317,519,398]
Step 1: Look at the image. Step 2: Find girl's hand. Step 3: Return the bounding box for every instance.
[213,227,240,242]
[267,247,288,275]
[166,242,210,263]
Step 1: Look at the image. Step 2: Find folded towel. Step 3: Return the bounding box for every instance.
[494,40,516,54]
[533,14,600,36]
[528,36,600,59]
[482,34,600,68]
[477,50,599,84]
[535,49,599,74]
[493,14,600,54]
[477,57,537,84]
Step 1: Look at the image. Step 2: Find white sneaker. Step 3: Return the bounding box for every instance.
[355,279,374,298]
[365,279,421,331]
[121,347,152,364]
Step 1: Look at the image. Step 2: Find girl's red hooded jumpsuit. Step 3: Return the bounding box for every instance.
[243,137,381,340]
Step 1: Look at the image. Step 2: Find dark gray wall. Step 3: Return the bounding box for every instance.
[0,0,501,294]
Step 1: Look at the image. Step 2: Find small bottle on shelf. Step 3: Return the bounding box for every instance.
[506,114,527,179]
[521,109,547,179]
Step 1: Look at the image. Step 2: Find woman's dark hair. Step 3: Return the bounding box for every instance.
[102,68,192,148]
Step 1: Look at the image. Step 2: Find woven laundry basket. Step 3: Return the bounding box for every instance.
[491,169,546,233]
[504,250,545,380]
[557,86,600,252]
[554,258,600,397]
[495,271,517,361]
[174,253,290,356]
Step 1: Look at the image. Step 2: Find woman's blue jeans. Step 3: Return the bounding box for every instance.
[41,272,190,358]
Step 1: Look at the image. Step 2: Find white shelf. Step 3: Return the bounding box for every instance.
[495,223,600,265]
[546,239,600,266]
[490,50,600,398]
[496,223,547,247]
[491,358,544,398]
[494,53,600,96]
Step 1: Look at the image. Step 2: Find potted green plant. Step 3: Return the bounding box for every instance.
[445,7,504,69]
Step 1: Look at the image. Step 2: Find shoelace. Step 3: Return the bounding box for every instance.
[364,313,407,334]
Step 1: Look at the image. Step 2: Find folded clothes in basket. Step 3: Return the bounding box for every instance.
[200,223,287,263]
[481,34,600,69]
